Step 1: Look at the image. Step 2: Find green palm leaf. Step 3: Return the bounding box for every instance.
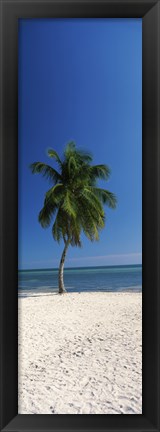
[89,164,111,181]
[91,187,117,209]
[30,162,61,183]
[47,148,62,166]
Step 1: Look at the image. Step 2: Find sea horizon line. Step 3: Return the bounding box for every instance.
[19,263,142,272]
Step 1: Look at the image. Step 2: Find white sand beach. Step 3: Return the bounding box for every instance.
[18,292,142,414]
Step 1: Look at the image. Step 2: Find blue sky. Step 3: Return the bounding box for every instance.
[18,18,142,270]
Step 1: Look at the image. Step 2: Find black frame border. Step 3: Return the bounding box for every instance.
[0,1,160,431]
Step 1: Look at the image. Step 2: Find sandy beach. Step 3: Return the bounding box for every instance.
[18,292,142,414]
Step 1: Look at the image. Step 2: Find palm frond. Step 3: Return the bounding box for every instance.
[38,184,64,229]
[64,141,92,164]
[38,202,57,228]
[76,148,93,163]
[52,208,68,243]
[89,164,111,181]
[68,156,78,177]
[30,162,61,183]
[44,183,64,206]
[64,141,76,157]
[62,190,76,219]
[52,210,62,242]
[76,198,104,241]
[47,148,62,166]
[91,187,117,209]
[81,187,104,215]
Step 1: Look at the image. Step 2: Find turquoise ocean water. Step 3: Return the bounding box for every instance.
[18,265,142,297]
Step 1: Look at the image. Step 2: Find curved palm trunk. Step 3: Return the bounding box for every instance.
[58,239,70,294]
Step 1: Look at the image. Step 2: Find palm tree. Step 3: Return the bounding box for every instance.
[30,142,117,294]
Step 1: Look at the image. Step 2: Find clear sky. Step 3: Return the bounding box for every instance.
[18,18,142,270]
